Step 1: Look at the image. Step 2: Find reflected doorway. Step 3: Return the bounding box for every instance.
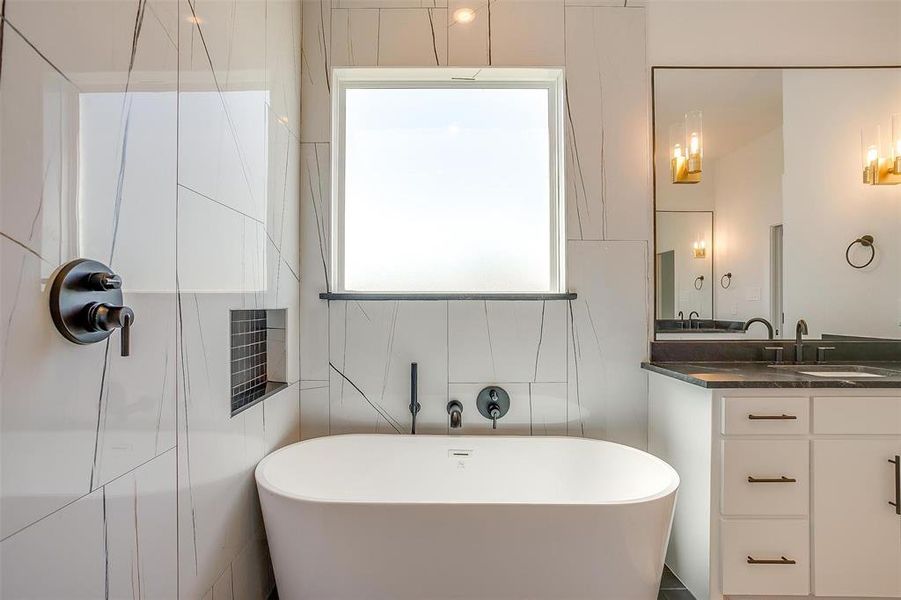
[656,251,675,319]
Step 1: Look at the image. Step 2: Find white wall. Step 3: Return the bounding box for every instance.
[0,1,303,598]
[648,0,901,67]
[783,69,901,339]
[300,0,652,449]
[713,127,784,326]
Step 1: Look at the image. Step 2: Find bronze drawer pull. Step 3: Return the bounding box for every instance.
[890,456,900,516]
[747,413,797,420]
[747,556,796,565]
[748,476,797,483]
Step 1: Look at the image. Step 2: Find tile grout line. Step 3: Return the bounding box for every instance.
[0,446,177,544]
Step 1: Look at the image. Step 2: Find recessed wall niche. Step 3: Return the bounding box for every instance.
[230,309,288,416]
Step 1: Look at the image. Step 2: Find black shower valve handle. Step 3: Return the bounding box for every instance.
[119,309,134,357]
[86,303,135,357]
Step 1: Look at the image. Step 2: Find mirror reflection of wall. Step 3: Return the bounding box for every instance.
[655,211,713,321]
[653,67,901,341]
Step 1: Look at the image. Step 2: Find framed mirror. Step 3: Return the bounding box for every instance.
[652,66,901,341]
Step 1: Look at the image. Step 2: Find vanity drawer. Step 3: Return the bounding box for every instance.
[722,396,809,435]
[721,519,810,596]
[721,440,809,516]
[813,396,901,434]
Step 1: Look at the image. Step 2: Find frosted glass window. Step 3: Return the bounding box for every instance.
[333,69,565,294]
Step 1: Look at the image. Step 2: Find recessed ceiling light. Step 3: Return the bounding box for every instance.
[453,7,476,24]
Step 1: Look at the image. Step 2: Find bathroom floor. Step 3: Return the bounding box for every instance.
[267,566,696,600]
[659,566,696,599]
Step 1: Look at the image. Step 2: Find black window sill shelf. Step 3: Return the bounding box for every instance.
[319,292,577,301]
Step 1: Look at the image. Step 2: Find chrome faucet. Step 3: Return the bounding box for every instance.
[447,400,463,429]
[689,311,700,329]
[795,320,808,363]
[409,363,421,434]
[743,317,775,340]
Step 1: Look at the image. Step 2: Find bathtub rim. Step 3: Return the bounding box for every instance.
[255,434,680,507]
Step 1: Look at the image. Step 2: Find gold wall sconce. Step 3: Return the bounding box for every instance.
[861,115,901,185]
[670,110,703,184]
[692,239,707,259]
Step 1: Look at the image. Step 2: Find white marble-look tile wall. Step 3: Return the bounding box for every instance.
[177,1,302,598]
[299,0,651,448]
[0,0,302,597]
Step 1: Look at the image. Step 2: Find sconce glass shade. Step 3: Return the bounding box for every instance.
[669,120,699,184]
[669,123,684,159]
[684,110,703,174]
[892,113,901,173]
[861,125,879,182]
[692,239,707,259]
[861,124,901,185]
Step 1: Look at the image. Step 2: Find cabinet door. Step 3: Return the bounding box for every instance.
[813,440,901,597]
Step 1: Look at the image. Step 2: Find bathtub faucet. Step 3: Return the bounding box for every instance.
[476,386,510,430]
[447,400,463,429]
[409,362,421,434]
[487,390,501,428]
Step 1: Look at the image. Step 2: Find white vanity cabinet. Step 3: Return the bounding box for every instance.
[648,374,901,600]
[814,439,901,597]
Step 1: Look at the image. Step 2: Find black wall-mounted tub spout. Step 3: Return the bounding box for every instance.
[447,400,463,429]
[409,362,420,434]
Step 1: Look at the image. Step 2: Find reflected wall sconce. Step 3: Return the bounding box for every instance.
[861,116,901,185]
[692,239,707,259]
[452,7,476,24]
[670,110,703,184]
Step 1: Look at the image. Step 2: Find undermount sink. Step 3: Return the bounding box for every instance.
[767,364,901,378]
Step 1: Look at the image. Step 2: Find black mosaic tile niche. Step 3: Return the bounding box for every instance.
[230,309,287,416]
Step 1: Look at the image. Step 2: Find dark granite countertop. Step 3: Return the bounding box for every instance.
[655,319,746,335]
[642,361,901,388]
[656,328,748,335]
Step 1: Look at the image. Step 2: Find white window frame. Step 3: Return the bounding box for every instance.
[330,67,566,295]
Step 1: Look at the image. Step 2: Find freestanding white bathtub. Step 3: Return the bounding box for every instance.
[256,434,679,600]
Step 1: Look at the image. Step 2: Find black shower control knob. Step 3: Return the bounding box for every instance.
[87,272,122,291]
[86,303,135,332]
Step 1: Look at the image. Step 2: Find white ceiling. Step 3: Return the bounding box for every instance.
[654,69,784,160]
